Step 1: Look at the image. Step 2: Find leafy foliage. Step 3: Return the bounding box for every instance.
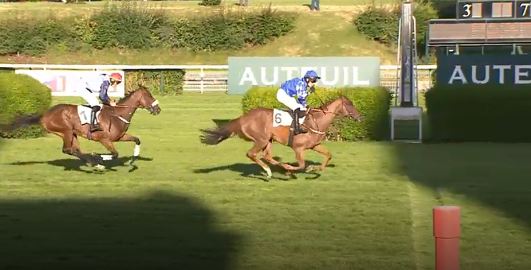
[125,70,185,95]
[0,4,295,55]
[88,3,168,49]
[156,8,296,52]
[242,86,391,141]
[199,0,222,6]
[0,73,51,138]
[0,17,78,56]
[353,1,437,52]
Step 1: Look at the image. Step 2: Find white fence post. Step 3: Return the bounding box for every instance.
[200,67,205,94]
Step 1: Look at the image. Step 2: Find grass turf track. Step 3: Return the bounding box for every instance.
[0,93,530,269]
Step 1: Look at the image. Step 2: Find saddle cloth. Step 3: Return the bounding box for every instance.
[77,105,101,125]
[272,109,305,127]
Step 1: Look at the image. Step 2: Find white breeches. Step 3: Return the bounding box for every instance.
[79,88,100,106]
[276,89,305,111]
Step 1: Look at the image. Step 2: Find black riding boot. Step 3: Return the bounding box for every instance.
[90,106,102,132]
[293,108,307,135]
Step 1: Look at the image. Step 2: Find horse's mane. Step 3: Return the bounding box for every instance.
[119,85,148,103]
[316,95,345,110]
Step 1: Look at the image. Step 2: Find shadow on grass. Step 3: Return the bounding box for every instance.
[194,158,332,180]
[0,190,241,270]
[8,156,153,173]
[211,119,231,127]
[392,143,531,228]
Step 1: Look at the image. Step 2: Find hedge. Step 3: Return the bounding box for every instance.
[0,73,51,138]
[0,4,296,55]
[125,70,185,95]
[242,86,391,141]
[353,1,437,54]
[0,17,80,56]
[426,85,531,142]
[199,0,221,6]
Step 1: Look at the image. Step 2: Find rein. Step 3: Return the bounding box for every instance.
[302,108,331,135]
[109,99,159,124]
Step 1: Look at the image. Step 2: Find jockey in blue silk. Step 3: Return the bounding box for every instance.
[276,70,320,134]
[79,72,123,132]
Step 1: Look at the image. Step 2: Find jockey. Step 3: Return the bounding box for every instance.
[276,70,320,134]
[79,72,123,132]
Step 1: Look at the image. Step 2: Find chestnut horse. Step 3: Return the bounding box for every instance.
[200,96,362,178]
[5,86,161,170]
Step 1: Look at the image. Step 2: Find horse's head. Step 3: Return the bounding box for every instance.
[337,96,362,122]
[131,86,161,115]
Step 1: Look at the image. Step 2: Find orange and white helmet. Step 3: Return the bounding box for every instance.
[109,72,123,82]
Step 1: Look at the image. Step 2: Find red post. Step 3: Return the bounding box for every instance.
[433,206,461,270]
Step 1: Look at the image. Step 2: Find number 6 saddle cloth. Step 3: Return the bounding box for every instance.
[272,109,306,127]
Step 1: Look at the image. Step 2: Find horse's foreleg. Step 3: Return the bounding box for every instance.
[119,134,141,164]
[282,147,306,172]
[247,142,272,179]
[98,138,119,161]
[307,144,331,172]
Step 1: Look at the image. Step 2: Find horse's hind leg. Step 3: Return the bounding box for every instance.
[246,141,272,179]
[62,133,97,166]
[262,141,281,166]
[282,147,306,173]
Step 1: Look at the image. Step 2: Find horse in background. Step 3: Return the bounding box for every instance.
[200,96,362,178]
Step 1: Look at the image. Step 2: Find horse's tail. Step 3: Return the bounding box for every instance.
[0,114,42,132]
[200,119,240,145]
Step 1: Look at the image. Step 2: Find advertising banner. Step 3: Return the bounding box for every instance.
[437,55,531,86]
[228,57,380,94]
[15,70,125,97]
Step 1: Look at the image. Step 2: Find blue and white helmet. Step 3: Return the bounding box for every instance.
[303,70,321,80]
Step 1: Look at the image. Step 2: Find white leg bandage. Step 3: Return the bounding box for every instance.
[133,144,141,157]
[100,154,113,161]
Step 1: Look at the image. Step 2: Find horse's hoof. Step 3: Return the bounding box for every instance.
[94,164,106,171]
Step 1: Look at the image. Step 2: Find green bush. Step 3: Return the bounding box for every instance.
[242,8,296,46]
[0,17,81,56]
[426,85,531,142]
[0,73,51,138]
[353,7,399,45]
[242,86,391,141]
[88,3,168,49]
[353,1,437,50]
[0,4,295,55]
[156,8,296,52]
[199,0,221,6]
[125,70,185,95]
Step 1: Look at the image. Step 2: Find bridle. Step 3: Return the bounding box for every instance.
[301,99,360,134]
[108,98,159,124]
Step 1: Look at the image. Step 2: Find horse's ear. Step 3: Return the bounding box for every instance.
[135,84,148,92]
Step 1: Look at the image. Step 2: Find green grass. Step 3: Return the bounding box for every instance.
[0,1,397,64]
[0,93,530,269]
